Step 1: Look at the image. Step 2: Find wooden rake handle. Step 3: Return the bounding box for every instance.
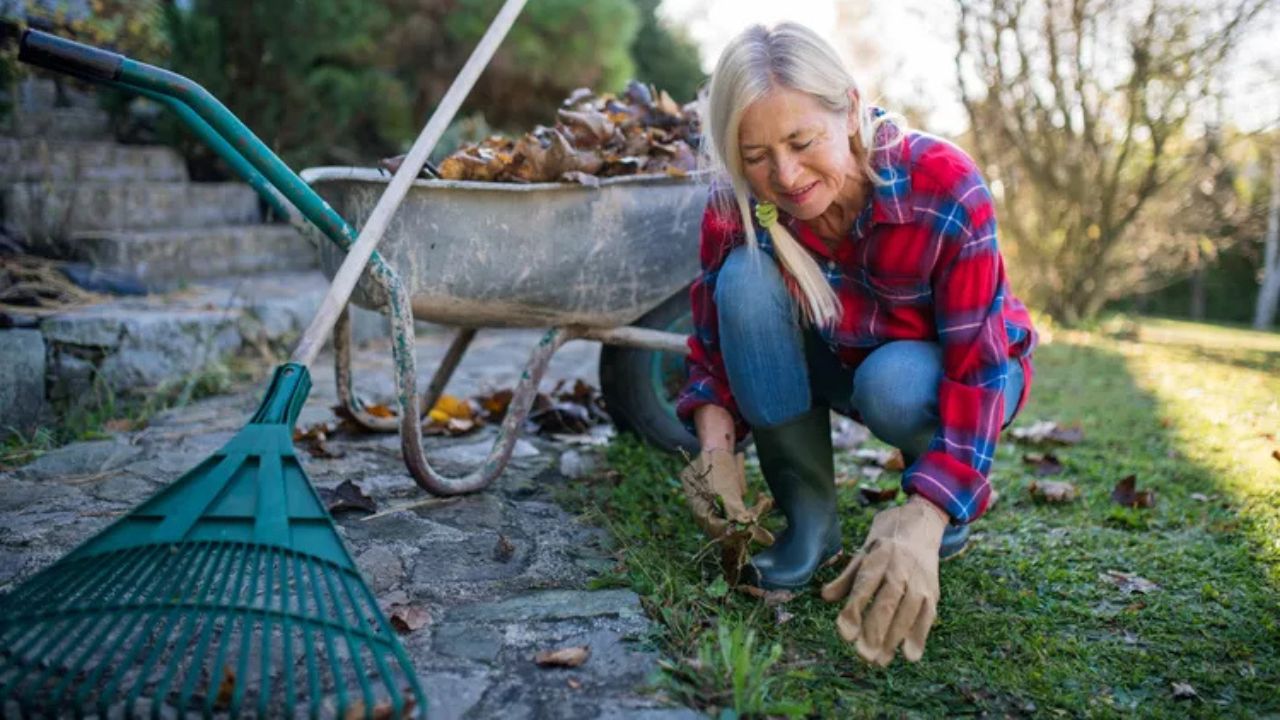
[290,0,528,368]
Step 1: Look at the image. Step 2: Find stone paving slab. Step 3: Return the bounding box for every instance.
[0,328,697,719]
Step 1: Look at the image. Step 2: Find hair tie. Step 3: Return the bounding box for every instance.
[754,201,778,228]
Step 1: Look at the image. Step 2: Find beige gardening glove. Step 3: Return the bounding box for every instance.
[679,449,774,546]
[820,495,950,666]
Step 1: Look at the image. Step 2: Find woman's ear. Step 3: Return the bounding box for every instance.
[846,87,861,136]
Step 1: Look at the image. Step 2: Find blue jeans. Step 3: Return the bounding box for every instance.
[714,247,1023,461]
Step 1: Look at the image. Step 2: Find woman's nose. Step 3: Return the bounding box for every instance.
[773,154,801,188]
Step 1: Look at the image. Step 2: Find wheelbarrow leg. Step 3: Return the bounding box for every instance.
[382,285,579,494]
[421,327,478,417]
[333,303,399,432]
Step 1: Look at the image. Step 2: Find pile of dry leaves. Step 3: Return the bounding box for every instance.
[383,80,700,185]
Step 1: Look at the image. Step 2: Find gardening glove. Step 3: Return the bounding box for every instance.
[679,449,774,546]
[820,495,950,666]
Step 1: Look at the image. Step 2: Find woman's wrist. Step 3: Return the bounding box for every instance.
[907,493,952,525]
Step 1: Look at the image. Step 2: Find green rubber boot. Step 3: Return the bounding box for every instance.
[743,406,842,590]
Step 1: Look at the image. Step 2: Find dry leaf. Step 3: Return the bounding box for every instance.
[293,422,345,459]
[884,449,905,471]
[214,665,235,709]
[388,604,430,634]
[1171,681,1198,700]
[735,585,796,606]
[1111,474,1156,508]
[342,697,417,720]
[365,403,396,419]
[1010,420,1085,446]
[567,677,582,690]
[1101,570,1160,595]
[1190,492,1211,502]
[1029,480,1079,503]
[430,394,474,421]
[322,480,377,514]
[1272,449,1280,463]
[494,534,516,563]
[103,417,139,433]
[1022,452,1065,476]
[775,607,795,625]
[475,389,514,420]
[858,485,899,505]
[535,645,590,668]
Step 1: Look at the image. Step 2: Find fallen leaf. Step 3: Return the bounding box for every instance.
[1009,420,1085,446]
[858,485,899,505]
[1272,449,1280,463]
[775,607,795,625]
[527,402,593,435]
[103,417,139,433]
[832,418,871,450]
[1029,480,1079,503]
[430,394,474,421]
[388,604,430,634]
[365,403,396,419]
[1101,570,1160,595]
[535,646,590,668]
[1022,452,1065,476]
[214,665,235,709]
[567,678,582,690]
[884,449,905,471]
[322,480,377,514]
[294,422,346,459]
[1190,492,1211,502]
[735,585,796,606]
[476,389,515,420]
[1111,474,1156,508]
[1171,681,1198,701]
[494,534,515,563]
[342,697,417,720]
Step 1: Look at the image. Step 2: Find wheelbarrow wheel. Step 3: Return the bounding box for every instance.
[599,287,703,454]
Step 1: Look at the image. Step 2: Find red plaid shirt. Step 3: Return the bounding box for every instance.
[675,121,1037,525]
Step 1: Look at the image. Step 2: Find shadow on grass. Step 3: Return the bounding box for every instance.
[571,325,1280,717]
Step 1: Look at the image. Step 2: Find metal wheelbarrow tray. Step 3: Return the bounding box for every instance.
[301,168,707,494]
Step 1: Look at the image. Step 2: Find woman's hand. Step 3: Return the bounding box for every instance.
[679,449,774,545]
[820,495,949,665]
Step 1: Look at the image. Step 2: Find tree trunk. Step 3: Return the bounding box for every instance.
[1190,252,1207,321]
[1253,149,1280,330]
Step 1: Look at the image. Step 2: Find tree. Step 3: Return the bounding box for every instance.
[1255,146,1280,328]
[163,0,411,172]
[629,0,705,103]
[954,0,1268,324]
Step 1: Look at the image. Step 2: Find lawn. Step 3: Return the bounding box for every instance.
[569,317,1280,718]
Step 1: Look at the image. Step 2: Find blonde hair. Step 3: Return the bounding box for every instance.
[703,22,905,327]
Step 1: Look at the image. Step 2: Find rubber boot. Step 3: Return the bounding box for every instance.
[742,406,842,590]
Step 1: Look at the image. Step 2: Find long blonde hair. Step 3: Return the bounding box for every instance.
[703,22,904,327]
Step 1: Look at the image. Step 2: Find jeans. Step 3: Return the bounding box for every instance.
[714,246,1024,461]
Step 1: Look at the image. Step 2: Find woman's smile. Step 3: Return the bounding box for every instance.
[779,180,820,206]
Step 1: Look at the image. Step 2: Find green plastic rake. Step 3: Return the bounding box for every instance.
[0,1,527,716]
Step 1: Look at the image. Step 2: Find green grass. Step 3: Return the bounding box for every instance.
[0,357,255,470]
[568,317,1280,718]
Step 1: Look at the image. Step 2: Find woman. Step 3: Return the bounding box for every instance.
[674,23,1037,666]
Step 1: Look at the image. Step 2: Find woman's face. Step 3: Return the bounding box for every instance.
[737,86,858,221]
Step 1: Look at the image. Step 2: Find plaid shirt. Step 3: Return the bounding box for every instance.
[675,121,1037,525]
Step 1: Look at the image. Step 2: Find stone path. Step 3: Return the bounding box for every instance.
[0,328,699,719]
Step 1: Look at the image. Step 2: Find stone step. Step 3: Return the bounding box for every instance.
[63,224,318,289]
[6,105,113,141]
[2,180,261,239]
[0,138,189,183]
[28,271,390,411]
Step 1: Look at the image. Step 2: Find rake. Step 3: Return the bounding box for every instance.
[0,1,526,716]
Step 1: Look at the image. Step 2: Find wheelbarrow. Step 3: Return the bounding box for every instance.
[16,27,704,498]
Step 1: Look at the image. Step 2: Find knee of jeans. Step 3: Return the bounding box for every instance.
[853,342,940,451]
[714,247,792,323]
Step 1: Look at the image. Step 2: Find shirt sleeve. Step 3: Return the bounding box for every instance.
[674,191,751,442]
[902,168,1010,525]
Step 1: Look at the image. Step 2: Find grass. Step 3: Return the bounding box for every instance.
[0,356,256,470]
[567,316,1280,718]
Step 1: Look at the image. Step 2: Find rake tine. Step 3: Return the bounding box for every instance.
[150,542,231,712]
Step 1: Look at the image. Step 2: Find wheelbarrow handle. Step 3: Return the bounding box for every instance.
[19,28,123,82]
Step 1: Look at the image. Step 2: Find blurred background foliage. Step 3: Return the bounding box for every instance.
[1,0,1276,329]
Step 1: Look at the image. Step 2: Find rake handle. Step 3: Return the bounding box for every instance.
[290,0,528,368]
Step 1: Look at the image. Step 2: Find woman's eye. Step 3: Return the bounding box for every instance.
[743,155,765,165]
[793,139,814,151]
